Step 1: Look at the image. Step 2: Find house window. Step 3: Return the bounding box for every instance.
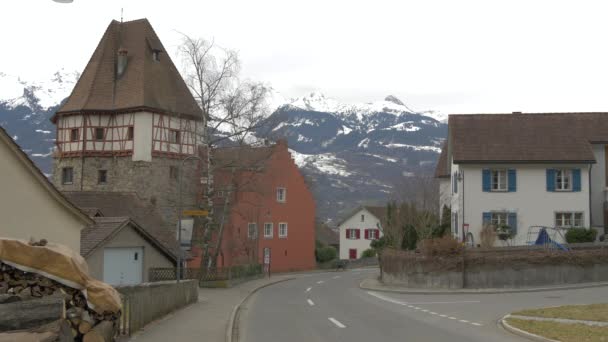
[169,130,180,144]
[264,223,273,238]
[127,126,134,140]
[346,229,359,240]
[216,190,225,198]
[95,128,105,141]
[276,187,286,202]
[248,223,258,239]
[491,169,507,191]
[70,128,79,142]
[278,223,288,238]
[62,167,74,185]
[366,229,379,240]
[169,166,179,180]
[555,169,572,191]
[98,170,107,184]
[491,212,508,226]
[361,214,365,222]
[555,212,583,227]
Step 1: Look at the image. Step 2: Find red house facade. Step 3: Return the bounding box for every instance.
[188,140,316,272]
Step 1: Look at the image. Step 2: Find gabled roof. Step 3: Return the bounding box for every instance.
[213,145,275,170]
[434,142,449,178]
[0,126,93,226]
[63,191,177,259]
[449,113,608,163]
[81,217,175,262]
[337,206,386,227]
[53,18,202,121]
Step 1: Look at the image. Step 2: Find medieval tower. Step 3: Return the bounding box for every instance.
[51,19,202,230]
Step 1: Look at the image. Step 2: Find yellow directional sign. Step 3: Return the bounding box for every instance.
[182,210,209,217]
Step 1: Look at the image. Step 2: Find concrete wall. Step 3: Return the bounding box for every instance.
[86,224,174,282]
[338,208,383,260]
[116,280,198,335]
[590,144,606,228]
[456,163,591,245]
[0,138,84,251]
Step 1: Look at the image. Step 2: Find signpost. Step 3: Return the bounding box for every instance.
[182,210,209,217]
[263,247,271,277]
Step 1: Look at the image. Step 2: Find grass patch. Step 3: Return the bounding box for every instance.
[514,304,608,323]
[506,318,608,342]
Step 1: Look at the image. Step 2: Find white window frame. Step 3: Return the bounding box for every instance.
[264,223,273,239]
[62,167,74,185]
[491,169,508,192]
[276,187,286,203]
[346,228,357,240]
[555,169,572,191]
[491,212,508,226]
[555,212,583,227]
[278,222,288,238]
[247,223,258,239]
[367,229,379,240]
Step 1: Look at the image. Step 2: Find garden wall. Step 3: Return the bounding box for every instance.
[381,244,608,289]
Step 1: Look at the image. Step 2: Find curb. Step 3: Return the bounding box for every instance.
[225,277,295,342]
[500,315,559,342]
[359,279,608,295]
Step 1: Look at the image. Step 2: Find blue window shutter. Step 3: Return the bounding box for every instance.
[508,169,516,192]
[508,212,517,235]
[482,212,492,224]
[482,169,491,192]
[546,169,555,192]
[572,169,581,192]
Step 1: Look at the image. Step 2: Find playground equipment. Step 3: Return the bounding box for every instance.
[526,226,570,251]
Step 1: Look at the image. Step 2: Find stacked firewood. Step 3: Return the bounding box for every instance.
[0,262,120,341]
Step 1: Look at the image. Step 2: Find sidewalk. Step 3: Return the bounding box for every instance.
[361,277,608,294]
[127,276,293,342]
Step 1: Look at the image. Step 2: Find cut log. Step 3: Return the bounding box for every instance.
[0,294,20,304]
[58,320,74,342]
[79,311,94,335]
[83,321,114,342]
[0,297,63,332]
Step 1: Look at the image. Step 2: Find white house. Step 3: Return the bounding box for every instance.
[337,206,384,259]
[436,112,606,246]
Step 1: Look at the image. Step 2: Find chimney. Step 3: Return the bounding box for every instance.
[117,48,128,78]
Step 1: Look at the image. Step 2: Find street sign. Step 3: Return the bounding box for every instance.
[182,210,209,217]
[263,247,271,265]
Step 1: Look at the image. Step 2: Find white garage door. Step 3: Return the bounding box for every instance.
[103,247,143,285]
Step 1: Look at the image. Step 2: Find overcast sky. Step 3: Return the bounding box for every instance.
[2,0,608,114]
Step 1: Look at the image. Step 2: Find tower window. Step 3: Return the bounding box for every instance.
[153,50,160,62]
[62,167,74,185]
[169,130,181,144]
[98,170,108,184]
[95,128,105,141]
[70,129,79,142]
[170,166,179,180]
[127,126,134,140]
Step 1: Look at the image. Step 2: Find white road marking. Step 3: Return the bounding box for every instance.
[439,314,447,318]
[421,309,429,312]
[471,322,482,326]
[449,317,457,320]
[306,287,311,292]
[414,307,421,310]
[307,299,315,306]
[328,317,346,328]
[405,300,481,305]
[332,276,340,279]
[366,291,479,306]
[459,319,469,323]
[317,281,324,284]
[429,312,438,315]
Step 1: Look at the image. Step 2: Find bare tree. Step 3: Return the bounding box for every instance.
[179,34,276,271]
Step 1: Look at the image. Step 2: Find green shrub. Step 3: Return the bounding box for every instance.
[316,246,337,263]
[401,224,418,250]
[565,228,597,243]
[361,249,376,258]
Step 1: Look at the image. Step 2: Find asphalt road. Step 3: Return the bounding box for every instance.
[239,268,608,342]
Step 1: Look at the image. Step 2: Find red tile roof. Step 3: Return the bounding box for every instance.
[53,19,201,121]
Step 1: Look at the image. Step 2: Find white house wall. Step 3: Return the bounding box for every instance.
[590,144,606,228]
[338,208,383,260]
[458,163,591,246]
[133,112,153,162]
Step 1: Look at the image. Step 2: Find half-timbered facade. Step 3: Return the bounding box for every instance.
[51,18,203,231]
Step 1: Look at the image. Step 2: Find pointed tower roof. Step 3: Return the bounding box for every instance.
[53,18,202,121]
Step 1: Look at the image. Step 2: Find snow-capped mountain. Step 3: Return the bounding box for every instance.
[262,92,447,223]
[0,73,447,223]
[0,70,79,175]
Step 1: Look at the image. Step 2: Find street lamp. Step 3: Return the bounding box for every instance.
[177,155,202,282]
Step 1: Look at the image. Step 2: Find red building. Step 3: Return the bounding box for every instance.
[188,140,316,272]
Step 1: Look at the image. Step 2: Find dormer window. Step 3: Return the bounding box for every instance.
[152,50,161,62]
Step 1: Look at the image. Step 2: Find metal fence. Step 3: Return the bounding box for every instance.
[149,264,263,283]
